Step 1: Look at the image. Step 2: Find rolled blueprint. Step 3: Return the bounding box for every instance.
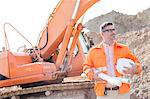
[98,73,122,87]
[93,68,131,85]
[114,77,131,84]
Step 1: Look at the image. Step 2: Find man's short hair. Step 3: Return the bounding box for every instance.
[99,22,114,33]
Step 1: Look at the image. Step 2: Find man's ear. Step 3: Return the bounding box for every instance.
[100,32,103,37]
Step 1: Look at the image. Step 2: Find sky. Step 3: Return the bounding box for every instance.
[0,0,150,52]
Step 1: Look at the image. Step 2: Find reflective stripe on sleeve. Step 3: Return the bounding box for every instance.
[94,67,107,72]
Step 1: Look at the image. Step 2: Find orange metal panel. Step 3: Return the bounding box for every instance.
[0,74,53,87]
[0,59,56,87]
[10,63,43,78]
[13,53,32,65]
[0,51,9,77]
[68,40,85,76]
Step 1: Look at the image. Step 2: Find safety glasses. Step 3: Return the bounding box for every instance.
[102,28,116,32]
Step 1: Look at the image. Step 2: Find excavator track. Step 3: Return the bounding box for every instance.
[0,81,94,98]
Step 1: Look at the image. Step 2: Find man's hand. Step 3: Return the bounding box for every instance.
[123,62,137,75]
[93,72,103,81]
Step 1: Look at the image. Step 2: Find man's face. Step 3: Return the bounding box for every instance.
[101,25,116,42]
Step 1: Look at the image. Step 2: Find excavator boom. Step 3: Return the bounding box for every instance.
[38,0,99,59]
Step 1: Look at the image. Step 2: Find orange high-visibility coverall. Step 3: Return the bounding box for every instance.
[83,42,142,96]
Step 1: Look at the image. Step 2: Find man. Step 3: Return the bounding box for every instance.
[83,22,142,99]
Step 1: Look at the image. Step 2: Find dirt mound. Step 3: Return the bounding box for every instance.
[84,8,150,34]
[118,28,150,99]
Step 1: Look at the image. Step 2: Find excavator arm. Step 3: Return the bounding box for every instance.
[38,0,100,59]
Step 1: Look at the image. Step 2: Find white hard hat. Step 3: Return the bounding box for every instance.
[116,58,135,74]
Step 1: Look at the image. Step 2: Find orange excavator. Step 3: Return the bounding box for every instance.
[0,0,100,88]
